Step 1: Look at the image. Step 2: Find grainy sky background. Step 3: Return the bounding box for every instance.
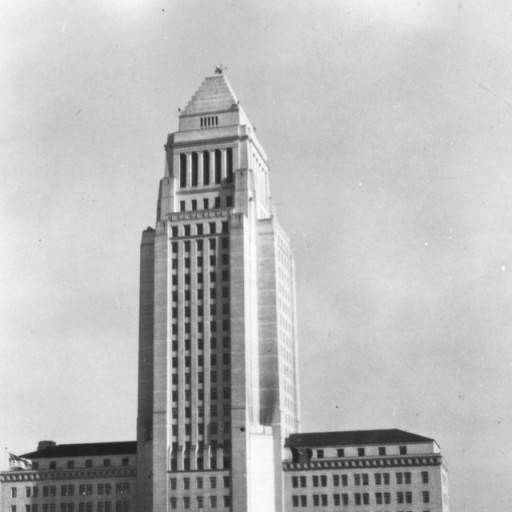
[2,1,512,511]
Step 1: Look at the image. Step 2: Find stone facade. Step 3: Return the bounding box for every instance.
[135,71,300,512]
[283,430,449,512]
[0,442,136,512]
[0,72,450,512]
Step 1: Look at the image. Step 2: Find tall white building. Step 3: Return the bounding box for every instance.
[0,70,449,512]
[136,69,300,512]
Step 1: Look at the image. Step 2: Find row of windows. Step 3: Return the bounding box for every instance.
[171,237,228,251]
[200,116,218,129]
[169,455,229,471]
[178,195,233,213]
[173,253,230,268]
[290,492,430,507]
[292,472,429,488]
[179,149,233,188]
[171,223,229,240]
[10,503,128,512]
[28,459,130,471]
[169,495,230,509]
[169,475,230,490]
[172,286,230,303]
[316,446,408,459]
[171,318,230,334]
[11,484,130,499]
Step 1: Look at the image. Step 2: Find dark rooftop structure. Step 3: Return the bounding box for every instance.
[285,429,434,448]
[21,441,137,459]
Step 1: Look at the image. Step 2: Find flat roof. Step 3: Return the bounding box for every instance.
[22,441,136,459]
[285,429,434,448]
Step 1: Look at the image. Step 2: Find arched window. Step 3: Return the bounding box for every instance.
[215,150,221,184]
[226,148,233,183]
[180,154,187,188]
[191,152,198,187]
[203,151,210,185]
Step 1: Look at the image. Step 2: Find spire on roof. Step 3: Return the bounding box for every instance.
[181,71,239,117]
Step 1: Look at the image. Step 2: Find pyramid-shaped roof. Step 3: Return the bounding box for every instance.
[181,74,239,116]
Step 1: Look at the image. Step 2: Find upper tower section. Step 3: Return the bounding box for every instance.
[159,69,272,221]
[178,69,253,132]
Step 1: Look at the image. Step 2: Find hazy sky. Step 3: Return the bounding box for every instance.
[2,1,512,511]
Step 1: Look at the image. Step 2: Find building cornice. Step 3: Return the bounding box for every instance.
[283,455,442,471]
[0,467,136,482]
[166,208,231,223]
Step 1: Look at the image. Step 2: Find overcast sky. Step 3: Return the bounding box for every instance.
[2,1,512,511]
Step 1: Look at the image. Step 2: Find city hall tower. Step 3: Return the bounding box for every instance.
[136,70,300,512]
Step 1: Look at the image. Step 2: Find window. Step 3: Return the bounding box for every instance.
[180,200,186,212]
[292,476,299,488]
[300,496,307,507]
[363,493,369,505]
[170,498,177,509]
[223,476,230,488]
[292,496,299,508]
[406,491,412,503]
[341,475,348,486]
[357,447,365,456]
[183,477,190,490]
[354,474,361,486]
[196,497,203,509]
[203,151,210,185]
[376,492,382,505]
[226,195,233,207]
[183,497,190,510]
[196,477,203,489]
[375,473,382,485]
[313,475,319,487]
[103,458,111,467]
[422,491,430,503]
[115,483,129,496]
[384,492,391,504]
[342,494,349,506]
[223,496,230,508]
[320,475,327,487]
[396,472,403,485]
[11,506,16,512]
[354,493,361,505]
[405,472,411,484]
[214,197,221,208]
[67,460,74,469]
[215,150,221,183]
[209,496,217,508]
[11,487,17,498]
[313,495,319,507]
[209,476,216,488]
[300,476,306,488]
[226,147,233,182]
[333,474,339,487]
[321,495,328,506]
[397,492,404,504]
[180,154,187,187]
[400,445,407,455]
[191,152,198,186]
[362,474,369,486]
[337,448,344,457]
[317,449,324,459]
[49,461,56,469]
[421,471,429,484]
[122,457,129,467]
[379,446,386,455]
[383,473,390,485]
[203,198,209,209]
[333,494,340,506]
